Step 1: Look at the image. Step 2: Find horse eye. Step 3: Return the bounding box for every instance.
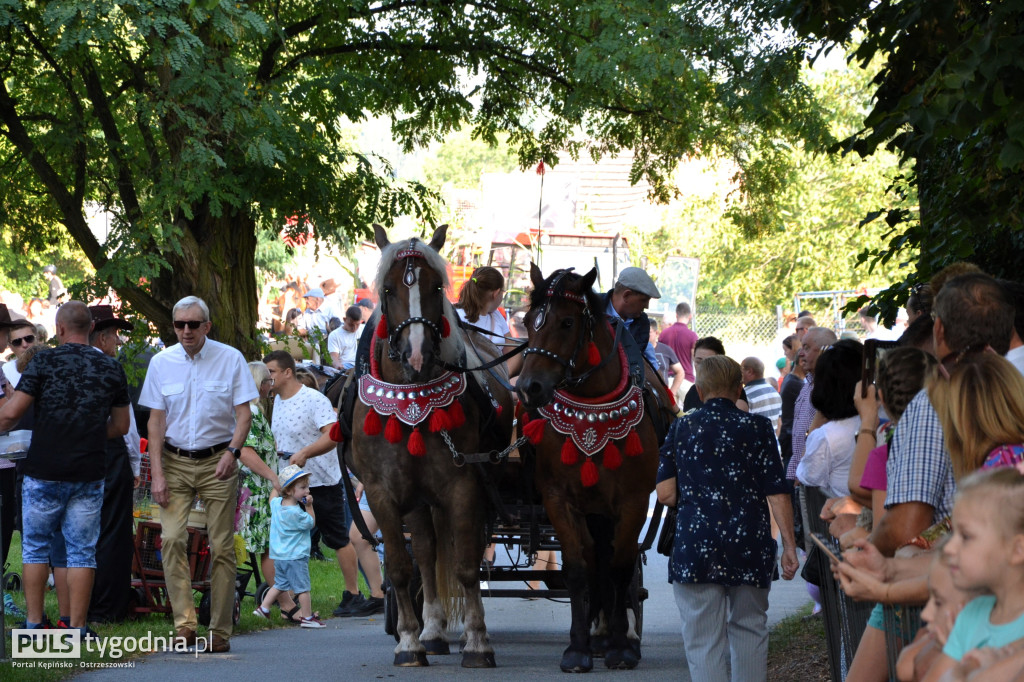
[561,317,574,329]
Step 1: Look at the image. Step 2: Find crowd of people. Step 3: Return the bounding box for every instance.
[1,259,1023,681]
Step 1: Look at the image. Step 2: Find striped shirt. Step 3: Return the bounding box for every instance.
[744,378,782,431]
[786,374,815,480]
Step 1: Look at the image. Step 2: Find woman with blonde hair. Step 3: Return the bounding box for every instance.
[929,352,1024,479]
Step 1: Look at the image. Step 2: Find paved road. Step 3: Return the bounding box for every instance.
[80,549,811,681]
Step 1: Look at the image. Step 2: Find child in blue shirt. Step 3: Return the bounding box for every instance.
[924,468,1024,679]
[253,465,325,628]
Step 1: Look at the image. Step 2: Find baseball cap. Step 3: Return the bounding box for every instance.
[278,464,312,490]
[303,288,325,299]
[616,267,661,299]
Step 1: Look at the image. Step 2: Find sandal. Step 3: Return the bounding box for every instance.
[282,605,320,624]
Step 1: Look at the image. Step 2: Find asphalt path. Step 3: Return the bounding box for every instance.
[80,519,812,680]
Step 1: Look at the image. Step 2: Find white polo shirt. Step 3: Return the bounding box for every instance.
[139,338,258,450]
[270,386,340,487]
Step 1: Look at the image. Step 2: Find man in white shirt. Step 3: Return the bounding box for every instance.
[139,296,256,653]
[327,306,363,370]
[262,350,367,616]
[86,305,142,622]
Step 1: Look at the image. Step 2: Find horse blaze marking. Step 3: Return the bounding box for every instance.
[408,267,425,364]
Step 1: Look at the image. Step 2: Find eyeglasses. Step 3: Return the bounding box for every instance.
[10,335,35,347]
[173,320,204,330]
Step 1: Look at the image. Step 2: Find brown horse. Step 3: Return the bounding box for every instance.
[351,225,514,667]
[516,264,672,672]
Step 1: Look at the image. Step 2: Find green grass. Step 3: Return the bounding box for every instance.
[3,532,369,680]
[767,603,830,682]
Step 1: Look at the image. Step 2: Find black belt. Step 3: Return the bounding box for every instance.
[165,441,231,460]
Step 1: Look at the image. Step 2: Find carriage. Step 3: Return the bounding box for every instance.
[345,225,677,671]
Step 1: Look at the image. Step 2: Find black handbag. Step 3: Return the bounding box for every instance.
[800,544,826,587]
[657,507,677,557]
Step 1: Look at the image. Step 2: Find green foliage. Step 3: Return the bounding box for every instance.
[422,129,518,190]
[254,230,292,280]
[777,0,1024,321]
[0,0,836,346]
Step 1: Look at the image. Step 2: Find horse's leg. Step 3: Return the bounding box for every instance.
[440,478,493,668]
[375,500,427,667]
[603,502,648,670]
[586,514,614,658]
[407,506,449,656]
[543,493,595,673]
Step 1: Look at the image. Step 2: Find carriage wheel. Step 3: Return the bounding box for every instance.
[629,554,647,641]
[3,571,22,592]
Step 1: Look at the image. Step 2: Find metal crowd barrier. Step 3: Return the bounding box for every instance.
[803,486,905,681]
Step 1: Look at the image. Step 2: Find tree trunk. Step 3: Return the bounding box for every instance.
[149,208,260,358]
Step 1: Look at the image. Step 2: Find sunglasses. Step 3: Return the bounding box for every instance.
[10,335,35,347]
[173,320,205,330]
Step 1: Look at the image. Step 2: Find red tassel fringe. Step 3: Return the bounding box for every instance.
[448,400,466,428]
[375,315,388,339]
[625,430,643,457]
[441,317,450,338]
[384,415,403,444]
[408,428,426,456]
[561,439,579,465]
[603,442,622,470]
[520,410,531,427]
[495,404,503,417]
[523,417,548,445]
[581,459,599,487]
[429,408,452,433]
[329,421,344,443]
[363,410,382,436]
[586,341,600,366]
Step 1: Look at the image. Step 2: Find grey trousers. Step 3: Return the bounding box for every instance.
[673,582,770,682]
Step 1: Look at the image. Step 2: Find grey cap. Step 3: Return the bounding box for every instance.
[303,288,324,299]
[43,264,57,274]
[616,267,661,299]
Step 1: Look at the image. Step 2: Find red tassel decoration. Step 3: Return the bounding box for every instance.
[363,410,382,436]
[603,442,622,470]
[495,404,503,417]
[561,439,579,465]
[448,399,466,428]
[581,459,599,487]
[384,415,403,444]
[625,430,644,457]
[523,417,548,445]
[429,408,452,433]
[520,410,531,427]
[586,341,600,366]
[375,315,388,339]
[329,421,344,443]
[441,317,451,338]
[408,428,426,456]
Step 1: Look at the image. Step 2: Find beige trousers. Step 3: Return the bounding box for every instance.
[160,450,238,639]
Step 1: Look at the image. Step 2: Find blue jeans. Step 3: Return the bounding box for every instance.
[21,476,104,568]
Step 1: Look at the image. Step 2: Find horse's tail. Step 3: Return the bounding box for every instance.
[431,506,465,626]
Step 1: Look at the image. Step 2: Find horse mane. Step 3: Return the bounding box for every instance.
[529,269,607,327]
[372,236,466,367]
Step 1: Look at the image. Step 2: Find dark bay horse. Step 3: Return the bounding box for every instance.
[351,225,513,667]
[516,264,673,672]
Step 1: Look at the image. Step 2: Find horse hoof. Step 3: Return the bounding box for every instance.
[560,650,593,673]
[590,635,608,658]
[461,651,496,668]
[394,651,429,667]
[604,648,639,670]
[422,638,450,656]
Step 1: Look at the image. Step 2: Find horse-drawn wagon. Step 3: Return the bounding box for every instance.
[342,225,676,672]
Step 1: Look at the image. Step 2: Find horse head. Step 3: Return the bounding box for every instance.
[373,223,455,382]
[517,263,603,409]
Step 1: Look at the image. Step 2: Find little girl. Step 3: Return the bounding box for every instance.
[896,545,979,681]
[253,465,325,628]
[921,467,1024,681]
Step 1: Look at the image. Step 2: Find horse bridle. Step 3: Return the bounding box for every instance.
[379,246,445,362]
[522,269,620,389]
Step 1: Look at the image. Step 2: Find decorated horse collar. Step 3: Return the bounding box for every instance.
[359,370,465,426]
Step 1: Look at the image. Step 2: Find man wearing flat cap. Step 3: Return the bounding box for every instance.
[602,267,661,367]
[87,305,142,622]
[298,288,339,338]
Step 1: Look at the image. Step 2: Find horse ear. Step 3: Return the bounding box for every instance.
[428,224,448,252]
[581,267,598,292]
[530,262,545,292]
[373,224,389,249]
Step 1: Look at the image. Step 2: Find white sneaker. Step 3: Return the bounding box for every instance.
[300,616,326,628]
